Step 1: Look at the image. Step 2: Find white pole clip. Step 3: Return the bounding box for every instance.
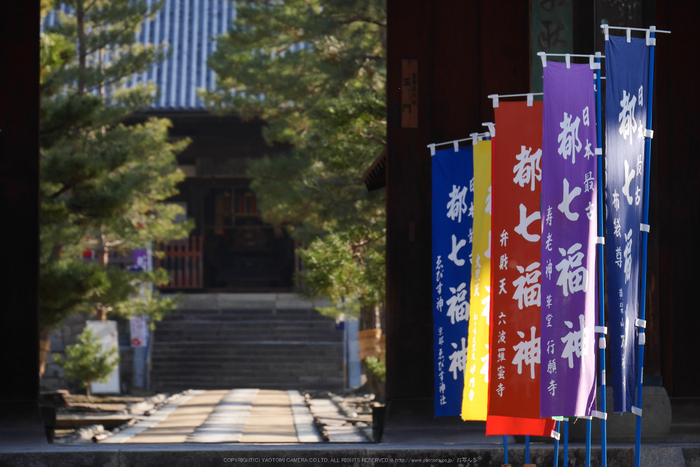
[527,93,534,107]
[646,25,657,46]
[640,223,650,233]
[488,94,499,108]
[635,319,647,329]
[627,27,632,43]
[483,122,495,138]
[589,55,600,70]
[453,141,459,152]
[470,133,478,146]
[565,53,571,69]
[428,144,436,156]
[639,333,646,346]
[538,51,547,68]
[602,24,610,41]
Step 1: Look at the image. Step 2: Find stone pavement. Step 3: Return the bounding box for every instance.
[102,389,330,444]
[100,389,368,444]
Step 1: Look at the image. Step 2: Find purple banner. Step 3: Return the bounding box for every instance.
[604,35,649,413]
[132,249,148,271]
[540,62,597,418]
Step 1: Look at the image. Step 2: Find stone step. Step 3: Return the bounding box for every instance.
[150,376,343,383]
[151,356,342,367]
[157,318,339,326]
[151,351,342,360]
[153,328,342,341]
[152,341,343,349]
[150,363,344,375]
[150,376,344,388]
[150,295,343,391]
[165,308,327,320]
[154,330,341,338]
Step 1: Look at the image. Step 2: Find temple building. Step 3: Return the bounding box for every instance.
[47,0,297,292]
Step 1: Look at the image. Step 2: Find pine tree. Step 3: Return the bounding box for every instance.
[54,328,120,399]
[39,0,192,339]
[204,0,387,326]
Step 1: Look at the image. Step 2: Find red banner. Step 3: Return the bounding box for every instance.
[489,101,546,420]
[486,415,556,437]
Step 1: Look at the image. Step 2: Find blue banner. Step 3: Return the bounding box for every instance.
[604,35,650,413]
[432,146,474,417]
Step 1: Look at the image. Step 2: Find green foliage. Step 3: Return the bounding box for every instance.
[363,356,386,382]
[39,0,191,333]
[363,355,386,400]
[39,261,108,333]
[54,328,120,396]
[204,0,386,320]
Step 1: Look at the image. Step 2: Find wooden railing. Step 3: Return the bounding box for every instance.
[155,236,204,289]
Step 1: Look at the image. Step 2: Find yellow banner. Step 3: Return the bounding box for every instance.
[461,140,492,421]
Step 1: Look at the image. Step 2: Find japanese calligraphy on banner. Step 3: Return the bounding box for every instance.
[432,146,474,417]
[604,35,649,413]
[488,101,545,420]
[461,140,491,421]
[540,62,597,418]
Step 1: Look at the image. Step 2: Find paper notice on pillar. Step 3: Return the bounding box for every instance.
[432,146,474,417]
[604,35,649,413]
[130,314,148,348]
[488,101,546,422]
[540,62,597,418]
[86,320,121,394]
[461,140,492,421]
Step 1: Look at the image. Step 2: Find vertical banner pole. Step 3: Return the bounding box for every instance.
[635,29,656,467]
[526,435,530,464]
[553,421,561,467]
[586,419,592,467]
[595,53,608,467]
[503,435,509,465]
[563,421,569,466]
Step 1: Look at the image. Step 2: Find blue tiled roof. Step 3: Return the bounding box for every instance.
[45,0,236,110]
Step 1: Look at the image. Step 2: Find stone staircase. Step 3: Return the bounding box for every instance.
[150,294,344,392]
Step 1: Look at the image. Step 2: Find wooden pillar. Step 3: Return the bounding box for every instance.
[0,1,44,444]
[385,0,530,402]
[654,0,700,397]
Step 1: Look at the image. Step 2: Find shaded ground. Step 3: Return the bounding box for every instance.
[47,387,382,444]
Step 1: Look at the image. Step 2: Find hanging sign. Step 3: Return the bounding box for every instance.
[604,35,650,413]
[540,62,597,418]
[432,145,474,417]
[461,139,492,421]
[132,249,148,271]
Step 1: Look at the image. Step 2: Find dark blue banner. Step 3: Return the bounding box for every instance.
[432,146,474,417]
[604,35,650,413]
